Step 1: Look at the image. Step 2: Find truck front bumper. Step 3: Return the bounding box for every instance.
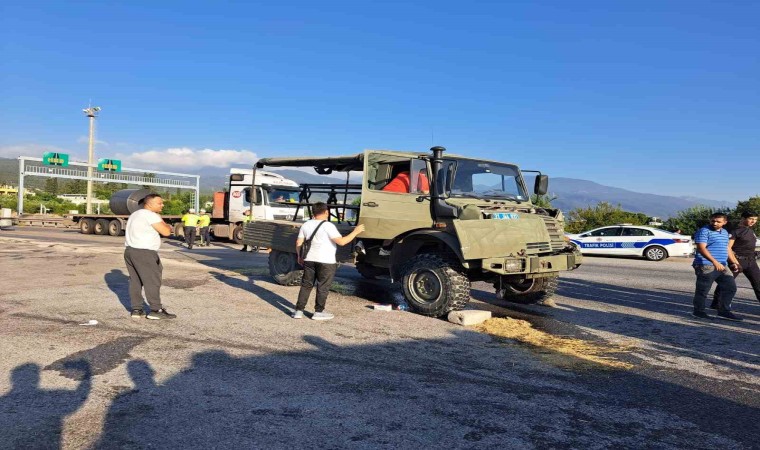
[480,251,583,277]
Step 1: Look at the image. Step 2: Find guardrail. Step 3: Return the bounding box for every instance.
[15,216,73,228]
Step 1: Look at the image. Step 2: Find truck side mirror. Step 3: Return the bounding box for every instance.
[534,175,549,196]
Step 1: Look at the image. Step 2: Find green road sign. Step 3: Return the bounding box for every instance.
[98,158,122,172]
[42,152,69,167]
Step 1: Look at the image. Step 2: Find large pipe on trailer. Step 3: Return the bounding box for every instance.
[109,189,153,215]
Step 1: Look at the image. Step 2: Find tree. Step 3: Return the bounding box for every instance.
[43,178,59,195]
[662,205,723,237]
[565,202,649,233]
[531,194,557,208]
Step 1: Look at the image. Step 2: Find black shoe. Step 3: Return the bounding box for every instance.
[240,247,247,252]
[146,308,177,320]
[130,309,145,319]
[692,311,713,320]
[717,311,743,322]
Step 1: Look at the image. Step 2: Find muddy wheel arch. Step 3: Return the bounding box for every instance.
[389,230,464,280]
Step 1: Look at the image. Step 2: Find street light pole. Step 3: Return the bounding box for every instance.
[82,105,101,214]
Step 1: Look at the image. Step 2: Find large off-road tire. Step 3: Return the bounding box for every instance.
[496,274,559,305]
[80,218,95,235]
[108,219,123,236]
[356,262,387,280]
[644,245,668,261]
[268,250,303,286]
[94,219,110,235]
[233,224,244,244]
[401,253,470,317]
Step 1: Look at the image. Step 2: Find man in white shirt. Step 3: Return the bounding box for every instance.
[293,202,365,320]
[124,194,176,320]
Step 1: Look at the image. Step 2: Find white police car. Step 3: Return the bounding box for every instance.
[566,225,693,261]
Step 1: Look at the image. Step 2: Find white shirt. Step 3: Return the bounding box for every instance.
[299,219,341,264]
[125,209,163,251]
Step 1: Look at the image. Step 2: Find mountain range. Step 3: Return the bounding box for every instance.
[0,158,732,218]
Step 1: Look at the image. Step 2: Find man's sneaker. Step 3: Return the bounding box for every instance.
[146,308,177,320]
[292,310,304,319]
[130,309,145,319]
[691,311,713,320]
[312,311,335,321]
[717,311,743,321]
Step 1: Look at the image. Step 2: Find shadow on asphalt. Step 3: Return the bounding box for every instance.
[0,360,91,449]
[1,334,753,448]
[472,278,760,379]
[104,269,131,313]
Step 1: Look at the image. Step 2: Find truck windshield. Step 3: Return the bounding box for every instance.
[449,159,528,201]
[268,189,299,204]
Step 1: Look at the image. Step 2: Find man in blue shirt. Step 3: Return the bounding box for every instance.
[692,213,741,321]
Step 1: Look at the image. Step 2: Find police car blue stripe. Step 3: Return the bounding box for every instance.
[569,238,677,249]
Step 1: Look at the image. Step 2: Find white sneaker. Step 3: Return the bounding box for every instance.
[311,311,334,321]
[378,248,391,256]
[292,310,304,319]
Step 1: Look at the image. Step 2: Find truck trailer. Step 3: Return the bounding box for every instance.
[69,169,302,243]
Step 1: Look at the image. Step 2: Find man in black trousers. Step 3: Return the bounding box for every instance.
[124,194,177,320]
[714,211,760,308]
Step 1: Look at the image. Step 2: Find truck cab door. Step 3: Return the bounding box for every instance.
[359,152,432,239]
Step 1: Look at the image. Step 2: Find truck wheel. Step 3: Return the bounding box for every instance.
[233,224,244,244]
[173,223,184,239]
[496,274,559,305]
[108,219,123,236]
[644,245,668,261]
[94,219,110,235]
[401,253,470,317]
[356,262,387,279]
[268,250,303,286]
[80,218,95,235]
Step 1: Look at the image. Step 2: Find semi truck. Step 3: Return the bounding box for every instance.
[69,168,302,243]
[243,146,583,317]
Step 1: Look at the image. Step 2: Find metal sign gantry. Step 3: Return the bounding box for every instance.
[18,156,200,213]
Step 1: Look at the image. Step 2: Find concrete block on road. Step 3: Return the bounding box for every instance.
[447,310,492,326]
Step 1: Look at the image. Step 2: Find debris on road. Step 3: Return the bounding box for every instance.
[447,310,492,326]
[478,317,636,370]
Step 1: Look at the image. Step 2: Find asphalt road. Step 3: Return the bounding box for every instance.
[0,227,758,449]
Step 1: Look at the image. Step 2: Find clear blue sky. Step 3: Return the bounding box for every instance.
[1,1,758,202]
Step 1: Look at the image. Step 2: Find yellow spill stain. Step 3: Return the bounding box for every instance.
[477,317,636,371]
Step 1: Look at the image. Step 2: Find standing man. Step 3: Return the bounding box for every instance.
[181,208,200,249]
[692,212,740,321]
[713,211,760,307]
[124,193,176,320]
[240,209,254,252]
[198,209,211,246]
[293,202,365,320]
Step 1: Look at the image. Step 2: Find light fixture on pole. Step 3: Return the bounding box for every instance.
[82,105,101,214]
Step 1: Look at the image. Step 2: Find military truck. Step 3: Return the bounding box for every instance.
[243,146,582,317]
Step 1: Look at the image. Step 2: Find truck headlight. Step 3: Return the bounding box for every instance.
[504,259,524,272]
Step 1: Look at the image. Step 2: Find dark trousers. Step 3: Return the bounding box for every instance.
[184,226,197,248]
[296,262,337,313]
[694,265,736,313]
[200,226,210,245]
[714,255,760,304]
[124,247,163,311]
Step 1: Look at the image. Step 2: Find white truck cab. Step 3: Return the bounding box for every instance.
[228,168,303,223]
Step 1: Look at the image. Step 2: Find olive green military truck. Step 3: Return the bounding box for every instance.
[243,146,582,317]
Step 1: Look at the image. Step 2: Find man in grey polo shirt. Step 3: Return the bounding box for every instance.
[692,212,740,321]
[124,193,176,320]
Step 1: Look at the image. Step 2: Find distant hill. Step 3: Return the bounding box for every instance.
[0,157,733,217]
[546,177,733,218]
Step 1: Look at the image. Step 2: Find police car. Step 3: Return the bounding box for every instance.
[566,225,693,261]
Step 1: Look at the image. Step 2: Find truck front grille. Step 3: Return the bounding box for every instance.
[541,216,567,252]
[527,242,551,253]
